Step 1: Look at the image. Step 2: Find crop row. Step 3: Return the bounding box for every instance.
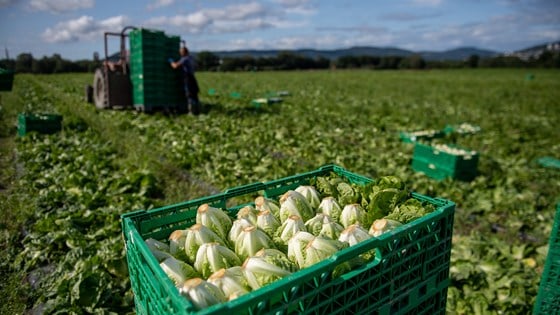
[6,77,164,313]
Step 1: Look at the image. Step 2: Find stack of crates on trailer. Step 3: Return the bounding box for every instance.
[129,28,186,112]
[411,143,479,181]
[0,68,14,91]
[533,202,560,315]
[17,113,62,136]
[121,164,456,315]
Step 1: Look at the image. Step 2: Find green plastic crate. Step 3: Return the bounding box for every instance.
[0,68,14,91]
[17,113,62,136]
[129,28,183,111]
[250,97,283,109]
[250,98,268,108]
[230,92,243,99]
[121,164,455,315]
[399,130,444,143]
[265,91,290,98]
[442,123,481,136]
[534,202,560,315]
[129,28,167,48]
[412,142,479,181]
[131,77,185,111]
[412,159,452,181]
[537,157,560,170]
[130,58,169,72]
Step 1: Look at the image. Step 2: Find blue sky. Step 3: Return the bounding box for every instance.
[0,0,559,60]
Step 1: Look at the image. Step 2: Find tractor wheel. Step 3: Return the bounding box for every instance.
[93,68,109,109]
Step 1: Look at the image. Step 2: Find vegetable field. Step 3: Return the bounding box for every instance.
[1,69,559,314]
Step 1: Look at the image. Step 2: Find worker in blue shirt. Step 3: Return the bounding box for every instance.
[169,46,200,115]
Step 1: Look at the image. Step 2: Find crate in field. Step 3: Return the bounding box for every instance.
[267,97,283,104]
[250,98,268,108]
[411,142,479,181]
[265,91,290,98]
[230,92,243,99]
[0,68,14,91]
[250,97,283,108]
[442,123,481,136]
[17,113,62,136]
[399,129,445,143]
[121,164,456,315]
[534,202,560,315]
[537,157,560,170]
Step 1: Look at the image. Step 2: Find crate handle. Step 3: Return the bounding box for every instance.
[331,236,383,264]
[224,182,266,196]
[331,238,384,281]
[337,250,383,281]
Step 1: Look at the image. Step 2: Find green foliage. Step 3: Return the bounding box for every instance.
[1,69,559,314]
[448,234,541,314]
[12,129,156,313]
[385,198,435,224]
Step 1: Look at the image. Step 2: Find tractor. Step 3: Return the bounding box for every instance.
[88,26,135,110]
[88,26,186,113]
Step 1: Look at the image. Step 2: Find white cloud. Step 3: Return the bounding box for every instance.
[212,18,272,33]
[275,34,340,49]
[222,32,386,51]
[147,0,175,10]
[410,12,554,51]
[381,12,442,21]
[213,2,265,21]
[30,0,94,13]
[228,38,268,50]
[411,0,443,6]
[274,0,315,15]
[147,2,269,33]
[41,15,130,43]
[275,0,310,6]
[309,5,558,52]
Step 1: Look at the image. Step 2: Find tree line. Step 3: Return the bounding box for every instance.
[1,50,558,74]
[0,53,101,73]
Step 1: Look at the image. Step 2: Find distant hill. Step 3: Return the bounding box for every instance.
[504,41,560,60]
[206,46,499,61]
[419,47,498,61]
[514,41,560,54]
[200,41,560,62]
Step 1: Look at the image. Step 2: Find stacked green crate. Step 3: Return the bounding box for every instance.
[18,113,62,136]
[411,142,479,181]
[533,202,560,315]
[0,68,14,91]
[129,29,184,112]
[121,164,456,315]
